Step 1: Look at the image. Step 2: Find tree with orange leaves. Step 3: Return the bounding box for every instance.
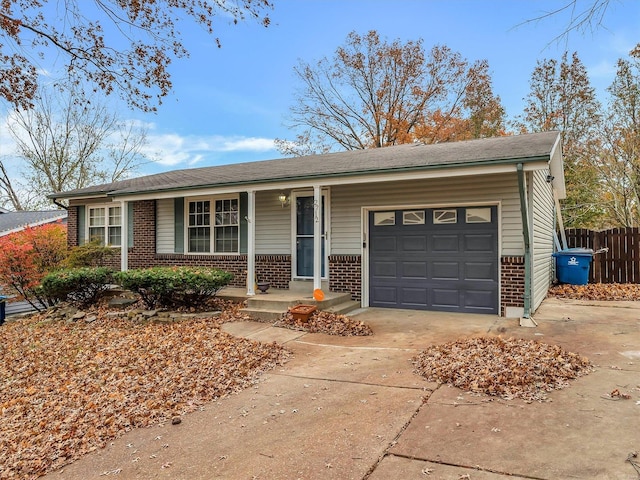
[0,0,272,112]
[0,223,67,310]
[278,30,506,155]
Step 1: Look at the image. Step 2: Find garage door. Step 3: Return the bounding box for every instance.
[369,206,498,314]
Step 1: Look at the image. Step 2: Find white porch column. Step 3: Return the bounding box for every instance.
[246,190,256,296]
[120,200,129,272]
[313,185,322,291]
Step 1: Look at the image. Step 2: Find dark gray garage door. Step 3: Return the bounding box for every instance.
[369,206,498,314]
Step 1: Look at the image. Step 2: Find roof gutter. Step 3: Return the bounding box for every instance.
[516,163,536,327]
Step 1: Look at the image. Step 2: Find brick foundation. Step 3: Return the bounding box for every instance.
[256,255,291,289]
[501,256,525,316]
[329,255,361,301]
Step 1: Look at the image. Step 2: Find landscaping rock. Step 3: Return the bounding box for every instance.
[107,297,138,308]
[84,315,97,324]
[71,311,86,320]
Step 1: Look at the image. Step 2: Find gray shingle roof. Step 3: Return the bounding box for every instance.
[53,131,560,199]
[0,210,67,236]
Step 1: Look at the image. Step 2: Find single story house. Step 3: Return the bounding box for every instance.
[52,131,565,318]
[0,209,68,318]
[0,209,67,237]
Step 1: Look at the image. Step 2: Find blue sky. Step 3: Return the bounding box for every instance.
[3,0,640,179]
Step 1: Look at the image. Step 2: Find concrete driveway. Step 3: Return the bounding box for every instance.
[45,298,640,479]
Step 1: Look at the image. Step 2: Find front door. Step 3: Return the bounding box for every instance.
[294,193,327,278]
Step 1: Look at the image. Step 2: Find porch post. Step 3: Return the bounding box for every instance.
[120,200,128,272]
[246,190,256,296]
[313,185,322,291]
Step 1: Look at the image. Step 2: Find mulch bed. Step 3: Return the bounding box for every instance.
[413,336,594,402]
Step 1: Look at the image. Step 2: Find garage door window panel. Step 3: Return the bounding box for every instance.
[466,207,492,223]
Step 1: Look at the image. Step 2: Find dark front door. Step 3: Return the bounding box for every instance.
[369,206,498,314]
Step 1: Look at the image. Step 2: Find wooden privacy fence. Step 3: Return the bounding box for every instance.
[564,228,640,284]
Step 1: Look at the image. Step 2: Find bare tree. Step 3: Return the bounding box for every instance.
[517,52,604,228]
[0,0,272,112]
[278,30,505,155]
[519,0,612,45]
[597,53,640,227]
[4,84,149,209]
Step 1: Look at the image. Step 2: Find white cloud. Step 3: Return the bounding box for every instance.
[142,130,277,166]
[2,113,278,178]
[588,59,617,80]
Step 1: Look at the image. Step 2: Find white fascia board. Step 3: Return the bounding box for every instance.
[114,161,550,202]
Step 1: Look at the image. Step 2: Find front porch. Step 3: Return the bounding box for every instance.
[218,286,361,321]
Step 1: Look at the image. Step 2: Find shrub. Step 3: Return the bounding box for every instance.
[40,267,115,307]
[65,240,117,267]
[0,223,67,311]
[113,266,233,309]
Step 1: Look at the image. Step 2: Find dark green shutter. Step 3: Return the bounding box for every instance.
[77,206,86,245]
[174,197,184,253]
[239,192,248,254]
[127,204,134,248]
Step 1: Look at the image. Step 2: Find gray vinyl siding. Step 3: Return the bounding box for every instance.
[330,173,524,255]
[156,193,291,255]
[530,170,555,311]
[255,191,291,254]
[155,174,529,257]
[156,198,175,254]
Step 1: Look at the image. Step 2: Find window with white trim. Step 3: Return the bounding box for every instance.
[88,205,121,246]
[187,197,239,253]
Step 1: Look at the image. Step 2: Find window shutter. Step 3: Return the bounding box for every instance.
[77,206,86,245]
[239,192,248,254]
[174,197,184,253]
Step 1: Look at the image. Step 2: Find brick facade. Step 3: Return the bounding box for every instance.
[67,206,78,247]
[500,256,525,316]
[256,255,291,289]
[329,255,361,301]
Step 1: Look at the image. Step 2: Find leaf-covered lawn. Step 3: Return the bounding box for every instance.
[0,312,289,479]
[548,282,640,301]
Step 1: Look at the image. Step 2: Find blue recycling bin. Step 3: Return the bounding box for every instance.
[552,248,594,285]
[0,295,6,324]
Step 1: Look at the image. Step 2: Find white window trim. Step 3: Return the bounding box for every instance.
[184,194,240,255]
[86,204,122,248]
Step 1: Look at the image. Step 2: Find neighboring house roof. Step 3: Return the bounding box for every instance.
[0,210,68,237]
[53,131,562,200]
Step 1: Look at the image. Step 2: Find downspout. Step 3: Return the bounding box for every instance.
[516,163,532,320]
[51,197,68,210]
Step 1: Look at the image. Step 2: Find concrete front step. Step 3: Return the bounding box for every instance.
[245,292,352,311]
[241,293,361,322]
[323,300,361,315]
[240,308,284,322]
